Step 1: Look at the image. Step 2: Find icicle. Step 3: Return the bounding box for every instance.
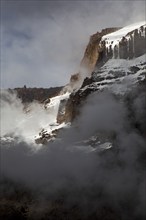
[117,42,119,59]
[113,46,115,59]
[127,38,130,60]
[133,33,135,58]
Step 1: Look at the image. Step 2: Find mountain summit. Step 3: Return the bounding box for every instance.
[63,21,145,92]
[57,22,146,124]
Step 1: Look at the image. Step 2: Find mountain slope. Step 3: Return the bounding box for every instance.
[30,21,146,145]
[1,21,146,146]
[1,21,146,220]
[58,21,146,124]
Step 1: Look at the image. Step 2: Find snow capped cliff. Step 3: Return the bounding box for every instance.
[79,21,146,93]
[99,21,146,61]
[102,21,146,49]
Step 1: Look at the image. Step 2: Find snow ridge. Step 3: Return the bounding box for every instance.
[102,21,146,49]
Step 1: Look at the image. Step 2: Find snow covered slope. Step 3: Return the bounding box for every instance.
[81,54,146,94]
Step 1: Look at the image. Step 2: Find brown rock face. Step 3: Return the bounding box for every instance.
[80,27,121,74]
[58,28,121,123]
[57,99,69,124]
[66,27,121,91]
[58,80,98,124]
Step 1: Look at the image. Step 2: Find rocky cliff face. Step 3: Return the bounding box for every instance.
[65,23,146,94]
[63,27,120,92]
[57,22,146,125]
[80,27,120,73]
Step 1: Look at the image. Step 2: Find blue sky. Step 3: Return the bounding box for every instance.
[1,0,146,88]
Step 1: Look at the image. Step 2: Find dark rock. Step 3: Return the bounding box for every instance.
[129,66,140,73]
[81,77,94,88]
[9,87,63,104]
[57,99,69,124]
[119,37,128,59]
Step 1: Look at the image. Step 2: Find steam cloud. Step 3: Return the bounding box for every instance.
[0,90,59,146]
[1,88,146,219]
[1,1,146,218]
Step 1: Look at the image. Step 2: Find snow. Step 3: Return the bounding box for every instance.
[102,21,146,49]
[72,140,113,153]
[34,92,71,142]
[81,54,146,94]
[0,91,71,146]
[45,92,70,124]
[102,54,146,70]
[98,142,112,150]
[46,92,70,108]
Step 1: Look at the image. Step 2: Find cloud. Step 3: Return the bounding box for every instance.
[1,0,145,88]
[1,87,146,219]
[0,90,57,145]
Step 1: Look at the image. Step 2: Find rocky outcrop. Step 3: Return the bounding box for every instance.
[57,83,97,124]
[35,127,62,145]
[57,99,68,124]
[60,56,146,124]
[57,25,146,125]
[68,25,146,92]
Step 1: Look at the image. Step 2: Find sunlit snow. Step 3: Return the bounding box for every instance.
[102,21,146,49]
